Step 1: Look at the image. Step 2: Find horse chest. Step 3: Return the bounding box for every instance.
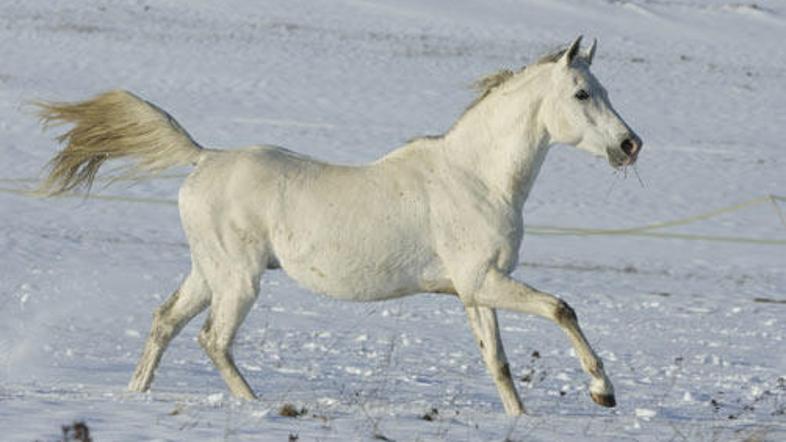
[433,186,524,274]
[476,210,524,273]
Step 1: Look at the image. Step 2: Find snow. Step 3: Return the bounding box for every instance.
[1,0,785,440]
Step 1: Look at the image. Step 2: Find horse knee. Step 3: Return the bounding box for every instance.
[554,299,577,326]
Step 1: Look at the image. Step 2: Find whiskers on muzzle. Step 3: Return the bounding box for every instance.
[609,163,646,190]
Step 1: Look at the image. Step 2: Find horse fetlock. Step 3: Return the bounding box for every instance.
[587,358,605,378]
[589,370,616,408]
[128,354,156,392]
[554,299,577,325]
[590,390,617,408]
[492,362,514,383]
[503,398,526,416]
[128,373,151,392]
[590,374,614,396]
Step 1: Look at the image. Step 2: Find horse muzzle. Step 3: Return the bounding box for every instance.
[608,134,642,168]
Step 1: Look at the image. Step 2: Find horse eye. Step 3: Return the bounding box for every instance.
[575,89,590,101]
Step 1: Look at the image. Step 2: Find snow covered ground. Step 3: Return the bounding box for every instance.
[1,0,784,440]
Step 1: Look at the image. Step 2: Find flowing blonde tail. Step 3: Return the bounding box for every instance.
[35,90,203,195]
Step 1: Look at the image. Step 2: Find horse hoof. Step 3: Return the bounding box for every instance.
[591,392,616,408]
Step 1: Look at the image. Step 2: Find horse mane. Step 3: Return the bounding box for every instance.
[467,47,570,112]
[407,47,571,144]
[471,69,516,102]
[533,47,570,65]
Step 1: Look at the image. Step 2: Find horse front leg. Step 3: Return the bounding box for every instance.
[468,269,616,408]
[465,305,525,415]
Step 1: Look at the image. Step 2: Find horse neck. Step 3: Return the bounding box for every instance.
[441,73,551,210]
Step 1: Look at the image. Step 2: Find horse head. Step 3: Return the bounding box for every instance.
[540,36,642,168]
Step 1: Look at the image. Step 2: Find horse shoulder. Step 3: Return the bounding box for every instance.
[428,167,524,295]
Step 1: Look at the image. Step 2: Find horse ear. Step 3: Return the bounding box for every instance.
[561,36,583,66]
[585,38,597,65]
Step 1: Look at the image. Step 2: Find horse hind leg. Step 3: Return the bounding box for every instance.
[196,255,265,400]
[129,270,210,393]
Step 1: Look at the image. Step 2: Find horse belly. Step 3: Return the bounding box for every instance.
[264,159,444,300]
[272,229,442,301]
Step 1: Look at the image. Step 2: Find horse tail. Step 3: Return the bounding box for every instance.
[35,90,204,195]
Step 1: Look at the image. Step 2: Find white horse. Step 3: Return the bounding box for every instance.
[36,37,641,415]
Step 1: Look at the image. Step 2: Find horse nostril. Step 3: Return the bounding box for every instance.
[621,139,636,156]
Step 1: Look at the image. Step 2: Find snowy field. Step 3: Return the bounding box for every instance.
[1,0,785,440]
